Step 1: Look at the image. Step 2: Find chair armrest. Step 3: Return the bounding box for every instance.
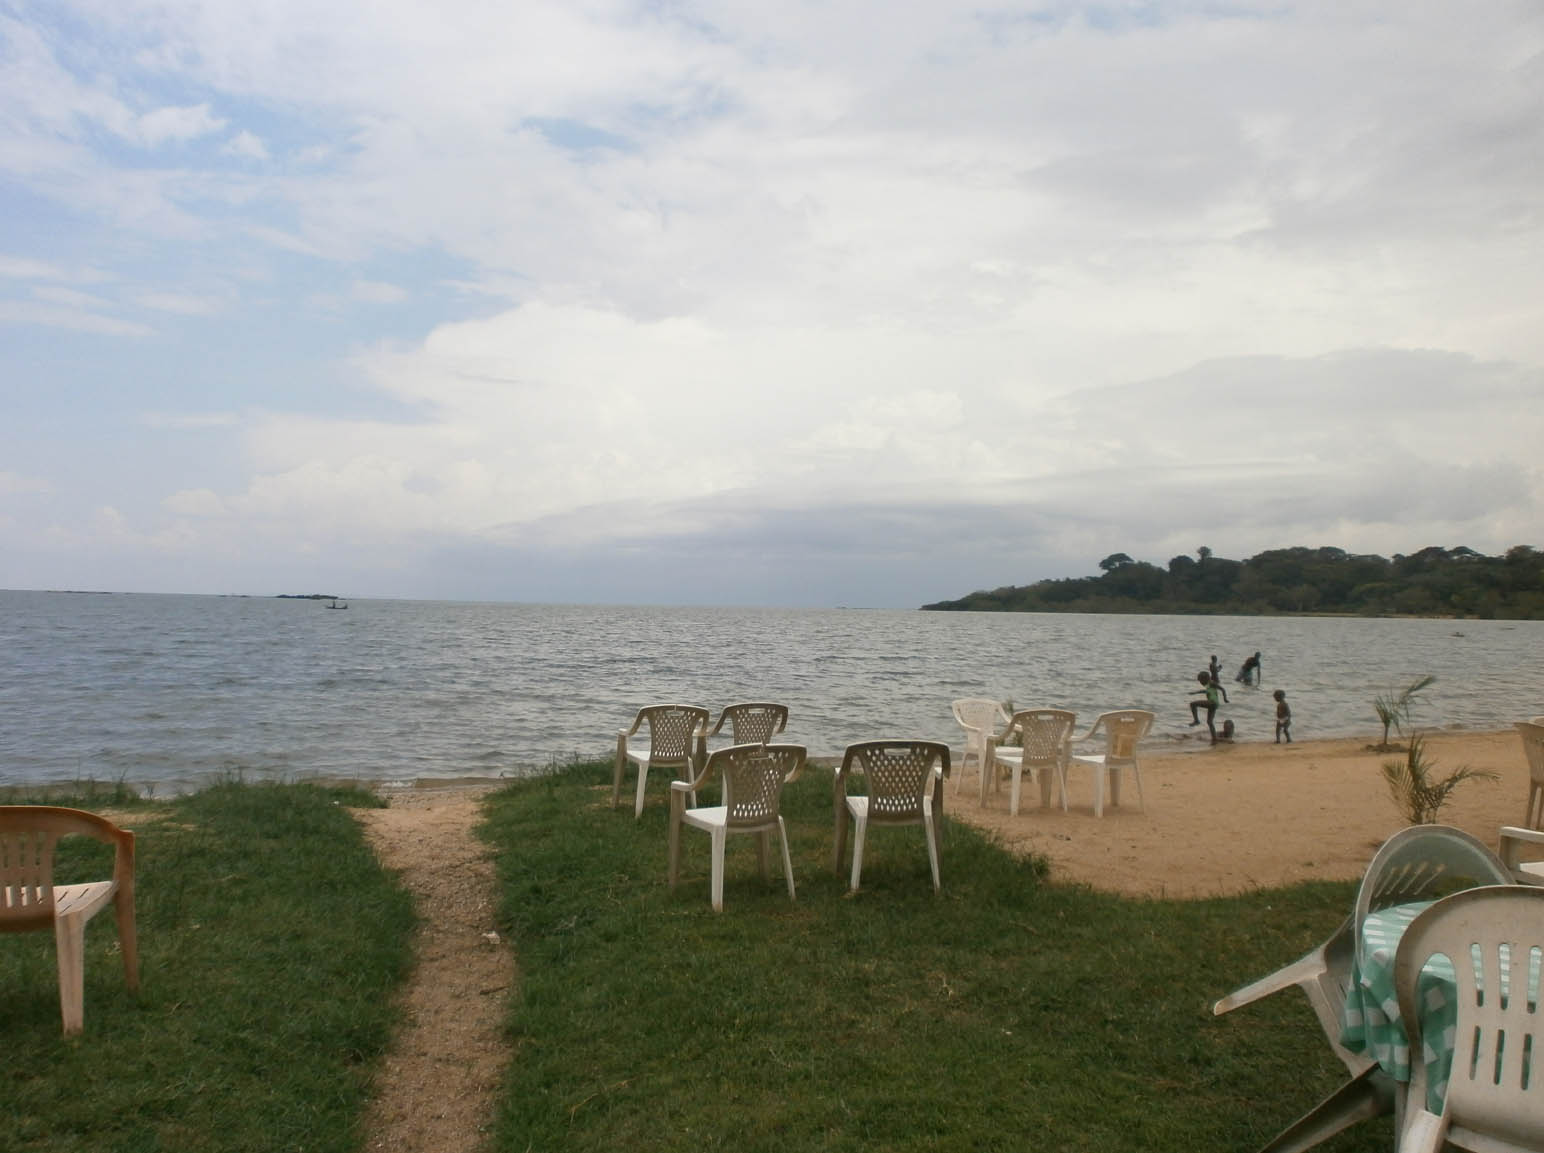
[1498,825,1544,871]
[1499,825,1544,844]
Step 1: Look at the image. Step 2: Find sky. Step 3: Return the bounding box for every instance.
[1,1,1542,608]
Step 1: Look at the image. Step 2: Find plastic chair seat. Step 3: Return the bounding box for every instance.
[833,740,950,893]
[1067,709,1153,817]
[1,805,139,1035]
[613,704,710,818]
[984,708,1076,816]
[667,743,806,912]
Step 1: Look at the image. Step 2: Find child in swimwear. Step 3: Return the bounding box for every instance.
[1274,689,1292,743]
[1189,671,1226,743]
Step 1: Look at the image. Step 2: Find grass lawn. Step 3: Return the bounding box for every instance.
[1,782,415,1153]
[485,760,1389,1152]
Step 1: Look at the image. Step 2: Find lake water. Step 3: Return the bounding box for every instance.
[2,590,1540,793]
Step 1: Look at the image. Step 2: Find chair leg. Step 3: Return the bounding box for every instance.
[1009,766,1023,817]
[710,827,726,913]
[849,815,868,892]
[633,761,649,819]
[612,742,626,809]
[777,818,796,901]
[1092,764,1105,818]
[1129,764,1145,812]
[1108,764,1122,809]
[54,912,87,1036]
[114,886,139,993]
[833,794,849,874]
[1254,1066,1395,1153]
[668,810,682,888]
[922,808,941,892]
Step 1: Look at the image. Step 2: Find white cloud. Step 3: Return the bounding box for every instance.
[133,290,223,315]
[141,412,239,429]
[0,470,50,496]
[222,129,269,160]
[133,102,226,146]
[2,1,1542,603]
[351,279,407,303]
[0,299,151,336]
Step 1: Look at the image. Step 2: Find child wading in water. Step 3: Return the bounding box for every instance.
[1274,689,1292,743]
[1189,671,1228,743]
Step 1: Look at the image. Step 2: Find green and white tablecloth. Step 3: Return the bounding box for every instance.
[1338,900,1456,1114]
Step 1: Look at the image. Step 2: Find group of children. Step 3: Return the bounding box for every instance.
[1188,652,1291,744]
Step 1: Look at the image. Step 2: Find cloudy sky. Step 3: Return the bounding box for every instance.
[2,1,1541,607]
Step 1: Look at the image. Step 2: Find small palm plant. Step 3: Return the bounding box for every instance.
[1381,733,1498,824]
[1372,673,1436,750]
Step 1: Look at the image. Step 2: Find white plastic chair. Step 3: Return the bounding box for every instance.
[667,743,806,912]
[1394,885,1544,1153]
[1498,721,1544,885]
[832,740,950,893]
[705,703,789,746]
[1212,824,1512,1153]
[1066,709,1153,817]
[613,704,709,818]
[984,708,1076,815]
[1,805,139,1035]
[950,698,1008,796]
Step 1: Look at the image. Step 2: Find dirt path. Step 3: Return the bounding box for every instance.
[354,784,514,1153]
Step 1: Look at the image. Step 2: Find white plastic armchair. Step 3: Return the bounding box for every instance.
[1498,721,1544,884]
[832,740,950,893]
[984,709,1076,815]
[613,704,709,818]
[950,698,1009,796]
[1,805,139,1035]
[667,743,807,912]
[1393,885,1544,1153]
[1067,709,1154,817]
[706,703,789,746]
[1211,824,1512,1153]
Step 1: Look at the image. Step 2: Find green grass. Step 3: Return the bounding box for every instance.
[0,782,415,1153]
[485,762,1389,1152]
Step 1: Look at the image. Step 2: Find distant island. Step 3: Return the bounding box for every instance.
[921,545,1544,618]
[276,593,345,601]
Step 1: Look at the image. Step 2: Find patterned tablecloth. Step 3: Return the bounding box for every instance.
[1338,900,1456,1114]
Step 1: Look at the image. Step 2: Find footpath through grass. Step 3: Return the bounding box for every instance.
[1,782,415,1153]
[485,761,1389,1152]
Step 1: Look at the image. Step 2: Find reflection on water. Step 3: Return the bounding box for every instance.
[1,590,1540,791]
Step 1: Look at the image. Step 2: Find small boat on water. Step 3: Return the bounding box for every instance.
[326,598,349,610]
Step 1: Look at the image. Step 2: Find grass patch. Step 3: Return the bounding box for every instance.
[485,761,1387,1151]
[1,781,414,1152]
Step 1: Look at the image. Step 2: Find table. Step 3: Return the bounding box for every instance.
[1338,900,1456,1115]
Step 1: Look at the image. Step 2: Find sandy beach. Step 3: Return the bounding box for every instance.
[949,728,1534,898]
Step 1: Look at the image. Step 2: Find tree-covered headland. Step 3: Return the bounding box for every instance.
[922,545,1544,618]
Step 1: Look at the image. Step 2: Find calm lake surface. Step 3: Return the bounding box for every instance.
[2,590,1541,793]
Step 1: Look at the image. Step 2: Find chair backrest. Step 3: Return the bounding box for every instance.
[1353,824,1513,931]
[841,741,951,819]
[714,744,807,829]
[1007,709,1077,763]
[1393,885,1544,1148]
[713,703,789,745]
[1090,710,1155,760]
[1,806,134,933]
[1516,721,1544,828]
[951,699,1006,746]
[639,705,710,761]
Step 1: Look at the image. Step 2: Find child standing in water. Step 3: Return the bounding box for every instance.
[1189,671,1227,743]
[1274,689,1292,743]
